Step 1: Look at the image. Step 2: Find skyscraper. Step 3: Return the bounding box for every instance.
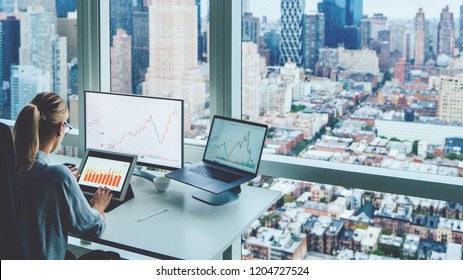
[132,1,149,94]
[318,0,345,48]
[110,0,133,45]
[57,12,77,62]
[346,0,362,26]
[280,0,305,66]
[318,0,362,50]
[242,12,260,45]
[390,24,406,58]
[52,36,68,101]
[302,12,325,69]
[111,29,132,94]
[437,5,455,56]
[378,40,390,72]
[406,32,411,61]
[56,0,76,18]
[340,25,360,50]
[10,65,51,119]
[142,0,205,131]
[68,58,78,96]
[19,6,56,72]
[19,6,67,100]
[196,0,204,63]
[242,42,261,120]
[370,13,387,40]
[360,16,371,49]
[263,30,280,67]
[414,8,426,65]
[425,19,436,60]
[1,16,20,83]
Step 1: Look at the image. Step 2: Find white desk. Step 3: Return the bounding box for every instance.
[52,155,281,259]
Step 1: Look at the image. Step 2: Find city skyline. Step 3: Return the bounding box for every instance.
[249,0,463,21]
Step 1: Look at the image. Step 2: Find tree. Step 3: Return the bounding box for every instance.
[382,71,392,83]
[381,228,393,236]
[371,249,386,256]
[283,194,294,204]
[328,117,339,129]
[364,125,374,131]
[291,104,306,113]
[447,153,458,160]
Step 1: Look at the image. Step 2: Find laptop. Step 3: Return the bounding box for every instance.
[166,116,268,194]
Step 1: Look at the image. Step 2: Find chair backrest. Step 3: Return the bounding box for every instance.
[0,122,26,259]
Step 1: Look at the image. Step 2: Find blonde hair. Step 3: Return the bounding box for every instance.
[13,92,68,173]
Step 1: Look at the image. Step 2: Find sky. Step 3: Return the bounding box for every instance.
[247,0,463,21]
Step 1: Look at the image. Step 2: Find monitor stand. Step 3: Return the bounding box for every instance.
[133,166,156,182]
[192,186,241,206]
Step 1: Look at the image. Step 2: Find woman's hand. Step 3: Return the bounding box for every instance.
[89,187,112,218]
[64,163,81,180]
[69,167,81,180]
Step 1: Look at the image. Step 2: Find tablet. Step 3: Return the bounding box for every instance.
[77,149,138,202]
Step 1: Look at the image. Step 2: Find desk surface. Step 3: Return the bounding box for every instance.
[51,155,281,260]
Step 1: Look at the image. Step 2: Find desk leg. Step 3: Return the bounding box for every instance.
[222,238,242,260]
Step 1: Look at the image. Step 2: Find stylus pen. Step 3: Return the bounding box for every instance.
[137,208,168,222]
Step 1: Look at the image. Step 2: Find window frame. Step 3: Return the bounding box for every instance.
[78,0,463,203]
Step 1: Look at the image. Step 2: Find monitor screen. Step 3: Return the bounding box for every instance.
[85,91,183,170]
[203,116,268,174]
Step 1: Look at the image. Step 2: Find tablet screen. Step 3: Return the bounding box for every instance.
[78,149,137,201]
[80,156,130,192]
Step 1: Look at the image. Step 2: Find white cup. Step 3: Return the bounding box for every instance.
[153,176,171,193]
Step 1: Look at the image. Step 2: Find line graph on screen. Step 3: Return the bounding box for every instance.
[86,92,183,168]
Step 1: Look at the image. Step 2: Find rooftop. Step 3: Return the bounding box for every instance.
[246,227,307,254]
[380,235,404,247]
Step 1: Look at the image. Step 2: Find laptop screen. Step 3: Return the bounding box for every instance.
[203,116,268,174]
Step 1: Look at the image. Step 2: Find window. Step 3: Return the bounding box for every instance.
[241,0,463,180]
[1,1,78,124]
[239,0,463,260]
[107,0,210,139]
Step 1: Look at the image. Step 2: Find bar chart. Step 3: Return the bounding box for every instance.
[79,156,130,192]
[81,168,122,187]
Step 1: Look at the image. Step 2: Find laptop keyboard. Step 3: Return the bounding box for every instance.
[190,165,242,183]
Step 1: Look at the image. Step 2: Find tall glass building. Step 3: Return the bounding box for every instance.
[319,0,362,49]
[279,0,305,66]
[347,0,362,26]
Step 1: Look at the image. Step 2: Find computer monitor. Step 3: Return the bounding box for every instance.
[85,91,183,179]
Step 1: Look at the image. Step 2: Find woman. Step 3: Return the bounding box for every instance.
[12,92,112,260]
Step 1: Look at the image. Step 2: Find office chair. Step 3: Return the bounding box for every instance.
[0,122,26,259]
